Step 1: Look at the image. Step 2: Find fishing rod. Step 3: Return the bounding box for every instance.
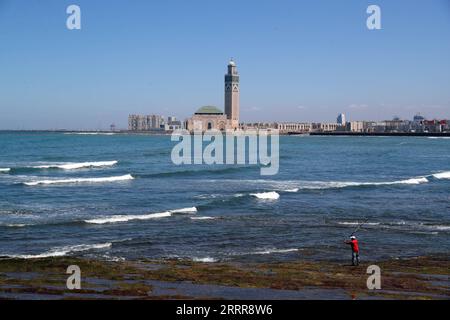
[350,217,371,237]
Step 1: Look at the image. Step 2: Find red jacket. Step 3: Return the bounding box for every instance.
[347,239,359,253]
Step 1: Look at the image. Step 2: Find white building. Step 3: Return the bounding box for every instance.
[337,113,346,126]
[347,121,364,132]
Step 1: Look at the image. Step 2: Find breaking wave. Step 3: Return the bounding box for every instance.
[272,177,430,192]
[0,223,28,228]
[432,171,450,180]
[191,216,216,220]
[170,207,197,214]
[0,168,10,173]
[138,166,254,179]
[250,191,280,200]
[192,257,218,263]
[1,242,112,259]
[227,248,300,257]
[31,161,118,170]
[312,177,429,188]
[337,220,450,233]
[253,248,299,255]
[337,222,381,226]
[23,174,134,186]
[84,207,197,225]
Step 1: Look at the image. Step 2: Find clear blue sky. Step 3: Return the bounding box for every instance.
[0,0,449,130]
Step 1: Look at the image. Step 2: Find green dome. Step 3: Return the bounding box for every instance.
[195,106,223,115]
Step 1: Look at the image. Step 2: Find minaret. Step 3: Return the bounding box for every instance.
[225,59,240,129]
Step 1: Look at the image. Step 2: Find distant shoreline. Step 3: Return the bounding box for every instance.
[1,130,450,137]
[308,132,450,137]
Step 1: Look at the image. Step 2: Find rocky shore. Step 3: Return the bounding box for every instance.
[0,255,448,300]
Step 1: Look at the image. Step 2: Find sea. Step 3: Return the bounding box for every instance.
[0,132,449,263]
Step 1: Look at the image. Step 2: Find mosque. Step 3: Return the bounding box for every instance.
[185,60,240,131]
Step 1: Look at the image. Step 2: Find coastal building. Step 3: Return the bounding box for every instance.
[185,60,240,132]
[168,116,177,123]
[384,119,411,132]
[240,122,276,130]
[337,113,346,126]
[346,121,364,132]
[422,120,447,133]
[185,106,229,131]
[164,118,182,131]
[128,114,165,131]
[312,123,339,132]
[276,122,311,133]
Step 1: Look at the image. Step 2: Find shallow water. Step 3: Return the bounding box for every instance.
[0,132,449,262]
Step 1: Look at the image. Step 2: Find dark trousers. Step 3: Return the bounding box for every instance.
[352,251,360,266]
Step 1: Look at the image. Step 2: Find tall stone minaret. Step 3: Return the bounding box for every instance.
[225,59,240,130]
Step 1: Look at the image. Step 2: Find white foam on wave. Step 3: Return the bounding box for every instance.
[0,168,10,173]
[85,212,172,224]
[253,248,299,255]
[85,207,197,225]
[1,223,27,228]
[391,177,429,185]
[338,222,380,226]
[337,221,450,233]
[24,174,134,186]
[428,137,450,139]
[3,242,112,259]
[251,191,280,200]
[192,257,217,263]
[235,176,430,192]
[432,171,450,179]
[302,177,429,189]
[33,161,118,170]
[170,207,197,214]
[420,224,450,231]
[191,216,216,220]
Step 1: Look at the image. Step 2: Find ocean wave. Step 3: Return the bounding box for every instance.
[192,257,218,263]
[432,171,450,179]
[170,207,197,214]
[250,191,280,200]
[1,242,112,259]
[338,222,381,226]
[85,212,171,224]
[0,223,28,228]
[420,224,450,231]
[219,175,431,193]
[139,166,255,179]
[428,137,450,139]
[31,161,118,170]
[0,168,10,173]
[227,248,300,257]
[23,174,134,186]
[319,177,428,188]
[84,207,197,225]
[337,220,450,233]
[253,248,299,255]
[276,177,429,191]
[191,216,216,220]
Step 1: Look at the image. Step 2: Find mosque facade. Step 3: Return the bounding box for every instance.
[186,60,240,132]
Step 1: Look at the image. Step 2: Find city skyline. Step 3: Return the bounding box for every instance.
[0,0,449,130]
